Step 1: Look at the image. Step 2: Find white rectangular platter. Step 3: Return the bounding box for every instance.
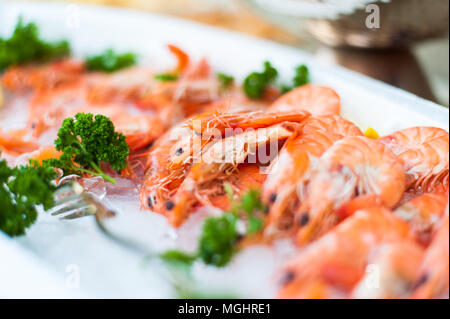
[0,1,448,299]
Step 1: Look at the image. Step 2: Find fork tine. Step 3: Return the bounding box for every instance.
[54,181,84,196]
[54,193,83,206]
[50,200,86,216]
[60,204,97,220]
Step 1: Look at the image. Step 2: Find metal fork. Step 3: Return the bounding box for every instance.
[49,181,154,255]
[50,182,109,220]
[49,181,237,298]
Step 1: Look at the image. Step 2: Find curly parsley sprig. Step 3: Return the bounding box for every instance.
[85,48,137,73]
[0,18,70,71]
[45,113,129,184]
[160,187,267,268]
[280,64,310,93]
[242,62,310,98]
[0,159,56,236]
[243,61,278,99]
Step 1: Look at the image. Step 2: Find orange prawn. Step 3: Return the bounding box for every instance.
[351,242,425,299]
[413,213,449,299]
[262,115,363,235]
[394,191,449,246]
[168,122,300,226]
[269,84,340,116]
[139,124,194,214]
[380,127,449,192]
[169,110,310,170]
[1,59,84,92]
[278,207,413,299]
[0,128,39,156]
[295,136,406,245]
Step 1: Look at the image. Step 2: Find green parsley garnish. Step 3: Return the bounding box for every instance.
[243,61,278,99]
[217,73,235,90]
[198,213,239,267]
[85,48,137,73]
[281,64,310,93]
[154,73,179,82]
[239,190,265,234]
[160,250,198,267]
[0,159,56,236]
[0,18,70,71]
[45,113,129,184]
[160,188,267,268]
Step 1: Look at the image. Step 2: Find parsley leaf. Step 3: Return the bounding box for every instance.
[0,18,70,71]
[281,64,310,93]
[160,250,198,267]
[243,61,278,99]
[0,159,56,236]
[217,73,234,90]
[198,213,239,267]
[154,73,179,82]
[45,113,129,184]
[159,188,267,268]
[85,48,137,73]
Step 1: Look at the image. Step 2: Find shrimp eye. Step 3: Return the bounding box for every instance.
[148,195,156,208]
[31,122,36,129]
[165,200,175,210]
[298,213,310,227]
[280,271,296,286]
[269,193,277,203]
[175,147,184,155]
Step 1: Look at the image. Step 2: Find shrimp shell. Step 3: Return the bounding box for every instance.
[269,84,340,116]
[278,207,412,299]
[296,136,406,245]
[380,127,449,193]
[262,115,363,235]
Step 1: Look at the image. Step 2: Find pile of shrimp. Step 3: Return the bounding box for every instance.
[1,45,448,299]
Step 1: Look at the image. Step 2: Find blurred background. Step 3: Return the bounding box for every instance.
[25,0,449,106]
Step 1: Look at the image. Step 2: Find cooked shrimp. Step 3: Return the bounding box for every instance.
[28,145,62,164]
[28,93,164,151]
[262,115,363,234]
[1,60,84,92]
[167,44,190,74]
[170,110,310,169]
[85,66,157,104]
[192,122,299,183]
[169,164,265,226]
[394,191,449,246]
[139,124,193,214]
[278,208,412,299]
[186,110,310,135]
[413,213,449,299]
[28,83,93,136]
[351,242,424,299]
[168,123,299,226]
[0,128,39,156]
[269,84,340,116]
[295,136,405,245]
[380,127,449,192]
[110,112,166,152]
[137,48,221,117]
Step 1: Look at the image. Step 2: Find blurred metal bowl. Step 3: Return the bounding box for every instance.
[240,0,449,48]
